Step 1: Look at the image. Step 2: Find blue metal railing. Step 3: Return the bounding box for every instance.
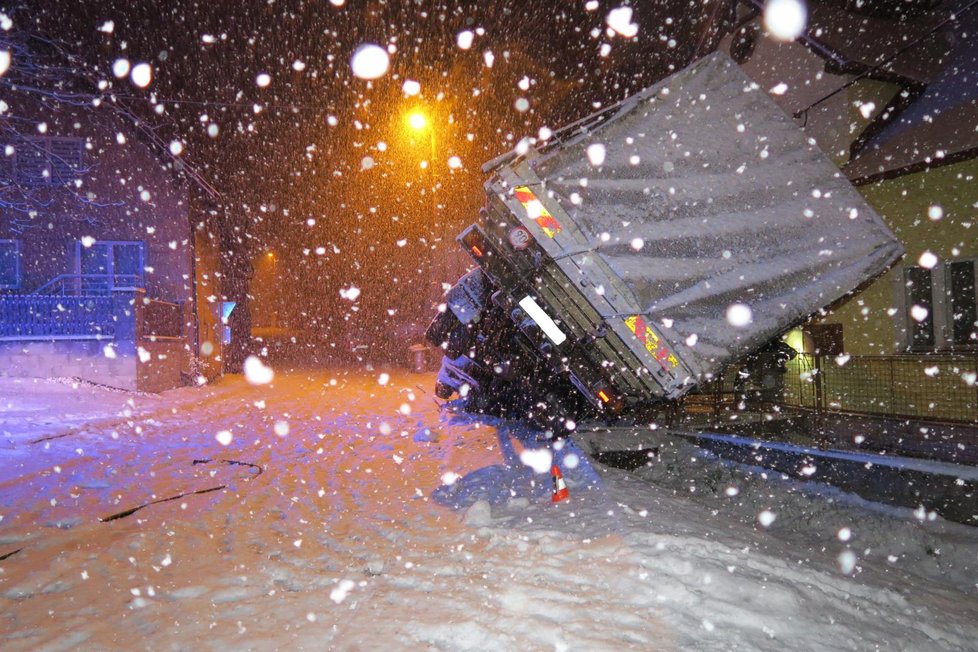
[0,295,116,338]
[33,274,144,296]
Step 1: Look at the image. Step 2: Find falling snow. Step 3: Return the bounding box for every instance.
[1,1,976,649]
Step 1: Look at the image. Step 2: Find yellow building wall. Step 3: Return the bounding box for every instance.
[822,157,978,354]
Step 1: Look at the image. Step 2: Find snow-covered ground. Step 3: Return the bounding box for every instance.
[1,371,976,651]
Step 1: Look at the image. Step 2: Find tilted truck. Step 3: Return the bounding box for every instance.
[425,52,903,429]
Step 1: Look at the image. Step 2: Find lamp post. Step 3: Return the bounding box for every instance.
[404,108,441,307]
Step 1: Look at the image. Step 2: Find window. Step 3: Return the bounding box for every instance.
[0,240,20,289]
[904,266,934,349]
[948,260,978,346]
[76,241,144,289]
[902,260,978,350]
[12,136,85,186]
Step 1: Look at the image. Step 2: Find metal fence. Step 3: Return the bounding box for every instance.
[0,295,115,338]
[784,353,978,423]
[33,274,144,296]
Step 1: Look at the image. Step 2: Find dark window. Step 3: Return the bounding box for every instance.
[905,266,934,348]
[13,136,85,186]
[948,261,977,346]
[0,240,20,289]
[77,241,144,289]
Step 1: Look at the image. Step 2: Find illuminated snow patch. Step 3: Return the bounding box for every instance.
[726,303,753,328]
[586,143,606,166]
[456,30,474,50]
[215,430,233,446]
[518,296,567,345]
[130,62,152,88]
[606,6,639,37]
[350,43,389,79]
[402,79,420,96]
[243,355,274,385]
[757,510,776,527]
[519,448,553,474]
[330,579,355,604]
[763,0,807,41]
[112,58,130,79]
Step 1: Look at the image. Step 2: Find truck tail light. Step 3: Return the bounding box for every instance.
[592,381,619,411]
[460,227,487,259]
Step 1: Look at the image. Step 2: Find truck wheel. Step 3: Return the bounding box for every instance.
[435,381,455,399]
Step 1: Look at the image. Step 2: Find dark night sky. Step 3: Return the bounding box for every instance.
[17,0,717,359]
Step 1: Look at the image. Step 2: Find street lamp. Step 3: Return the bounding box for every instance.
[406,110,428,132]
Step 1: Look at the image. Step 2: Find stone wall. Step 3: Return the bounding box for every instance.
[0,338,138,389]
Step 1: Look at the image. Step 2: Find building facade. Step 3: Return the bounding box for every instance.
[0,42,221,391]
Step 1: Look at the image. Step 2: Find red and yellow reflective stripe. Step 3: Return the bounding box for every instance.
[513,186,562,238]
[624,315,679,369]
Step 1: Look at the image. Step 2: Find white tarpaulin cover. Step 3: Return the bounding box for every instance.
[517,52,903,380]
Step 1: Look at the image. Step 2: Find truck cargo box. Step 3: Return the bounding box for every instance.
[443,51,903,415]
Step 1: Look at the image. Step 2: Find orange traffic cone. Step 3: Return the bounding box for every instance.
[551,464,569,503]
